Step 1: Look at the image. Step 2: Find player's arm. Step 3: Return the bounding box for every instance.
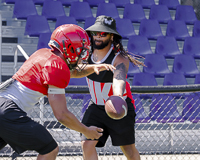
[47,85,103,140]
[70,64,116,78]
[112,55,129,97]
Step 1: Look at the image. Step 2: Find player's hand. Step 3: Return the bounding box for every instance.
[84,126,103,140]
[94,64,116,75]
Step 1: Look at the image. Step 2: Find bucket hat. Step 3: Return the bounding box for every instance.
[85,15,122,39]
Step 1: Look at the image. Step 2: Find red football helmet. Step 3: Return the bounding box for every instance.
[49,24,91,71]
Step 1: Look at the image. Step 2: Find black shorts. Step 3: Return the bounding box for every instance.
[81,97,136,147]
[0,97,58,155]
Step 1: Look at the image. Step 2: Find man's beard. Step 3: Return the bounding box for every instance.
[93,38,110,50]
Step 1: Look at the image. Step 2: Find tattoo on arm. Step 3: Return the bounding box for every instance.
[71,69,90,77]
[113,63,126,95]
[115,63,126,81]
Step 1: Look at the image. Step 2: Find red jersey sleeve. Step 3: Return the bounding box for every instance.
[42,58,70,88]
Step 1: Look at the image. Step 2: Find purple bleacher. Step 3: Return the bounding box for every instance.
[109,0,130,8]
[143,54,170,77]
[57,0,79,7]
[183,94,200,123]
[2,0,16,4]
[83,0,105,7]
[175,5,197,25]
[134,0,155,9]
[192,20,200,37]
[69,1,93,21]
[55,16,77,29]
[166,20,190,41]
[183,37,200,58]
[68,77,88,86]
[127,35,153,57]
[149,4,172,24]
[13,0,38,19]
[37,32,52,50]
[115,18,136,39]
[172,55,200,77]
[150,94,184,123]
[163,73,188,86]
[194,74,200,84]
[84,17,96,30]
[127,64,141,78]
[132,94,151,123]
[41,0,66,21]
[123,4,146,23]
[155,36,181,58]
[132,73,158,86]
[24,15,51,37]
[139,19,163,40]
[32,0,44,5]
[159,0,179,10]
[96,3,119,19]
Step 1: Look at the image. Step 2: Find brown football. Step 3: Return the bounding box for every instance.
[105,95,128,120]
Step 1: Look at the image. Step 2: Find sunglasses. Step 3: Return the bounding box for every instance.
[91,31,110,37]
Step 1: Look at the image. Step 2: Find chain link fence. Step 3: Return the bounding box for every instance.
[0,86,199,160]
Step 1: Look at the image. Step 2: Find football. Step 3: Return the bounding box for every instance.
[105,95,128,120]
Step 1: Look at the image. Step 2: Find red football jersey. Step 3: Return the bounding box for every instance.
[13,48,70,95]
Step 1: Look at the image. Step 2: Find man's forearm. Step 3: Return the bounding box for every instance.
[70,65,95,78]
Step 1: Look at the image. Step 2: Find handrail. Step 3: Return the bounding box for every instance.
[14,45,29,73]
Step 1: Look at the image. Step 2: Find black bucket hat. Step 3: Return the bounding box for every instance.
[85,15,122,39]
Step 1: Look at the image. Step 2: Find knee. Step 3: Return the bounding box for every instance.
[81,140,96,152]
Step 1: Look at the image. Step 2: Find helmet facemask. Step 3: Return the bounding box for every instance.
[62,39,91,71]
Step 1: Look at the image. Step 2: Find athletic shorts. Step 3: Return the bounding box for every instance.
[81,97,136,147]
[0,97,58,155]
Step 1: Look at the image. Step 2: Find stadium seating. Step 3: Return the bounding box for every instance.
[123,4,146,23]
[172,55,200,77]
[84,17,96,30]
[13,0,38,20]
[166,20,190,41]
[183,37,200,58]
[132,94,151,123]
[139,19,163,40]
[32,0,44,5]
[194,74,200,84]
[175,5,197,25]
[159,0,180,10]
[55,16,77,29]
[115,18,136,39]
[24,15,51,37]
[155,36,181,58]
[132,73,158,86]
[83,0,105,7]
[68,77,88,86]
[41,0,66,21]
[192,20,200,37]
[134,0,155,9]
[109,0,130,8]
[183,94,200,123]
[127,64,141,78]
[96,3,120,19]
[69,2,93,21]
[57,0,80,7]
[143,54,170,77]
[2,0,16,4]
[150,94,184,123]
[163,73,188,85]
[37,32,52,50]
[127,35,153,57]
[149,4,172,24]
